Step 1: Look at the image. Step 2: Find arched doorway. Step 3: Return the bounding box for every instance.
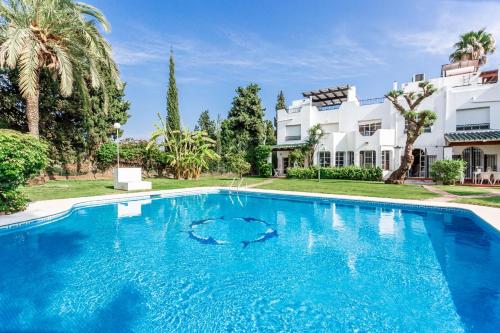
[409,149,426,177]
[461,147,484,178]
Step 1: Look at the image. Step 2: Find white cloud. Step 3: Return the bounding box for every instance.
[110,27,386,84]
[392,1,500,63]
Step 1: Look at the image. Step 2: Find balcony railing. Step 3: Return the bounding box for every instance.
[359,97,385,106]
[318,104,341,111]
[285,135,301,141]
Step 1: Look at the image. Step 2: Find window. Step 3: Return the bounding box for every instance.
[381,151,391,170]
[319,151,331,167]
[427,155,437,176]
[456,107,490,131]
[456,123,490,131]
[359,122,381,136]
[485,154,497,171]
[335,151,345,167]
[405,116,431,133]
[360,150,376,167]
[285,125,301,141]
[320,123,339,134]
[347,151,354,166]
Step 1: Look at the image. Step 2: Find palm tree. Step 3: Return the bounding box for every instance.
[148,115,220,179]
[449,29,496,65]
[0,0,120,136]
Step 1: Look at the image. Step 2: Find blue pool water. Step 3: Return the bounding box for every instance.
[0,191,499,332]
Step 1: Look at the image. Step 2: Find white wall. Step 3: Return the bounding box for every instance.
[276,70,500,173]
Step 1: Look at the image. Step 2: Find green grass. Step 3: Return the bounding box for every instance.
[454,196,500,208]
[23,176,264,201]
[256,178,438,200]
[434,185,491,196]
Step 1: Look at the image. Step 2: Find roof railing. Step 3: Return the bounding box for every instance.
[318,104,341,111]
[359,97,385,106]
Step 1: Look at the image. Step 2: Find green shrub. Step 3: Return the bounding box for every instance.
[0,130,48,213]
[255,145,272,177]
[286,166,316,179]
[226,153,251,178]
[96,142,117,171]
[287,166,382,181]
[430,159,466,185]
[0,189,28,213]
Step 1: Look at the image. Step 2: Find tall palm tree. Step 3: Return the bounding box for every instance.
[0,0,120,136]
[449,29,496,65]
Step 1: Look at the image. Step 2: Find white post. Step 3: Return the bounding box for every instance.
[113,122,121,169]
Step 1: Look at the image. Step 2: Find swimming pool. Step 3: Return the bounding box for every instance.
[0,190,498,332]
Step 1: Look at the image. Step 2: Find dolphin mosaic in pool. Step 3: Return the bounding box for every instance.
[187,215,277,247]
[241,228,278,248]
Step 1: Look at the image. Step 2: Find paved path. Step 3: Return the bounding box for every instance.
[247,178,274,188]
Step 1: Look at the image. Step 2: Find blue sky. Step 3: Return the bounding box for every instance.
[89,0,500,138]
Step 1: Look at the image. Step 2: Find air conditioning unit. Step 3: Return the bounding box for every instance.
[413,73,425,82]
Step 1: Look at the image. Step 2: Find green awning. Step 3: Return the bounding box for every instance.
[272,143,306,151]
[445,130,500,143]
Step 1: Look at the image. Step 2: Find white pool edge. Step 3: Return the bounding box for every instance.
[1,186,499,233]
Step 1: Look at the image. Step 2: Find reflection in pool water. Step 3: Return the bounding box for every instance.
[0,191,498,332]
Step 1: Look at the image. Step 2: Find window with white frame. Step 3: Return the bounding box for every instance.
[456,107,490,131]
[360,150,376,167]
[285,125,301,141]
[381,150,391,170]
[319,151,331,167]
[347,151,354,166]
[335,151,345,167]
[358,121,381,136]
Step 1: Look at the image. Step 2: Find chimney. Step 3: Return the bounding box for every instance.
[392,81,398,91]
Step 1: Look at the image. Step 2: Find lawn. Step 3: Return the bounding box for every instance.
[434,185,491,196]
[256,178,438,200]
[454,196,500,208]
[23,176,264,201]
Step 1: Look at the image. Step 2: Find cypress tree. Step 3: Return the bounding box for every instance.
[275,90,286,127]
[166,49,180,130]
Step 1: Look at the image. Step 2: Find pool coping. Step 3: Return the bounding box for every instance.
[1,187,499,233]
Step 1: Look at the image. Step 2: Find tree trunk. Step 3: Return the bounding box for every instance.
[385,136,417,184]
[25,74,40,137]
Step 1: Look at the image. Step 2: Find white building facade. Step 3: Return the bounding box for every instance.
[273,62,500,180]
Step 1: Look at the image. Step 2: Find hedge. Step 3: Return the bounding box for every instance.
[286,166,383,181]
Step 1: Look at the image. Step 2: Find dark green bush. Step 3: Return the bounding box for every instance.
[0,130,48,213]
[430,159,466,185]
[255,145,272,177]
[287,166,382,181]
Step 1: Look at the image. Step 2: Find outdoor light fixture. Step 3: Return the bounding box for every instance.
[113,123,121,168]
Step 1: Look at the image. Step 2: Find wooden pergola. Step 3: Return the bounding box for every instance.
[302,85,349,107]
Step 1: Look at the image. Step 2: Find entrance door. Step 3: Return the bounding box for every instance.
[409,149,426,177]
[283,157,289,175]
[462,147,484,178]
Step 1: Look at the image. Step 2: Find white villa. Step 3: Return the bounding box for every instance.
[273,60,500,180]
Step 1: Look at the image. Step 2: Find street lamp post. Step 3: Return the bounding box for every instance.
[113,122,121,169]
